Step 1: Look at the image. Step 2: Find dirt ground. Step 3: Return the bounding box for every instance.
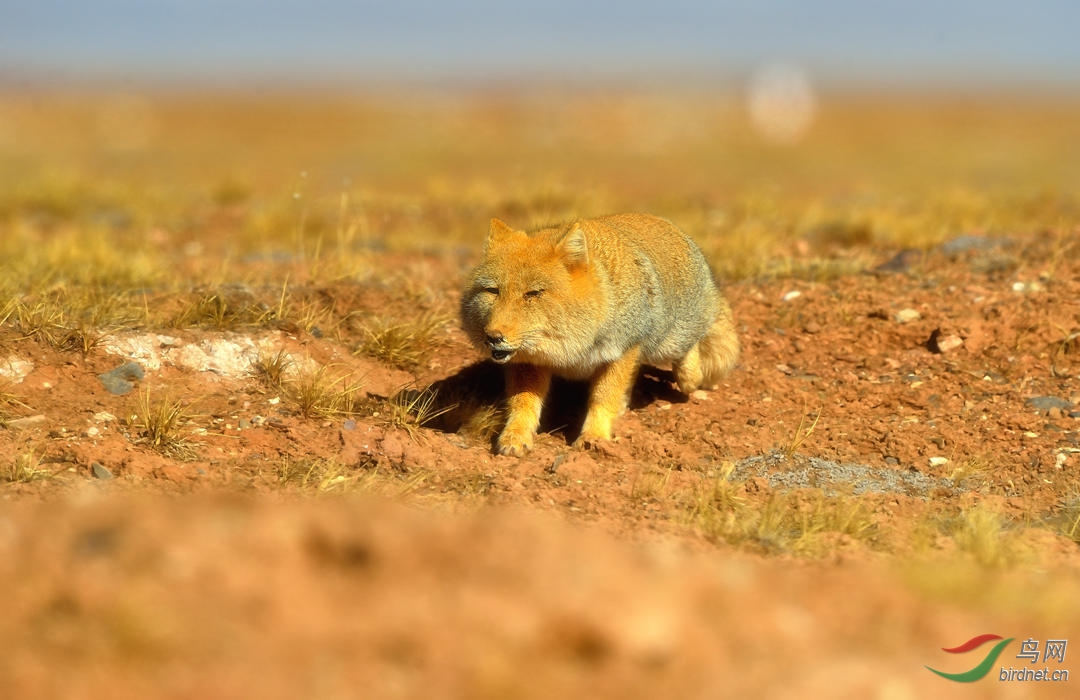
[2,230,1078,698]
[1,92,1079,698]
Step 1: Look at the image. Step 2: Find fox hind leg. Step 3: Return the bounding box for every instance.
[675,299,740,394]
[697,297,740,389]
[673,344,704,395]
[576,346,641,447]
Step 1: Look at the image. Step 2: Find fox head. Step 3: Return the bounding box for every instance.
[461,218,598,367]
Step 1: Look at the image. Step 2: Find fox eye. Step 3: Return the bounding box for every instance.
[483,286,499,296]
[524,289,544,299]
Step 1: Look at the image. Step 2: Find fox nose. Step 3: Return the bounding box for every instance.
[485,331,505,347]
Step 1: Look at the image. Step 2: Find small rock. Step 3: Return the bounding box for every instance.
[91,462,114,480]
[926,329,963,354]
[939,235,1002,255]
[803,321,822,334]
[85,426,100,438]
[873,249,921,274]
[782,290,802,302]
[343,418,357,431]
[929,456,949,467]
[250,415,266,426]
[1012,280,1046,294]
[1025,396,1073,412]
[894,308,921,324]
[883,456,900,467]
[92,411,117,423]
[6,414,47,430]
[97,361,145,396]
[238,418,252,430]
[690,390,709,401]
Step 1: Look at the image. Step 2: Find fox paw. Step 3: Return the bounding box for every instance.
[496,429,534,457]
[572,428,612,451]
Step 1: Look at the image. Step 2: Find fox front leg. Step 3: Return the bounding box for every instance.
[497,363,552,456]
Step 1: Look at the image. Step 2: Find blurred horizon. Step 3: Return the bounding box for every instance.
[2,1,1079,93]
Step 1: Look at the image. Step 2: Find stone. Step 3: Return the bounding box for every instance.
[873,249,921,274]
[893,308,921,324]
[6,414,47,430]
[91,462,114,479]
[1025,396,1073,412]
[926,329,963,354]
[97,361,145,396]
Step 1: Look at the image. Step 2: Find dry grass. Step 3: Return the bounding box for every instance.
[128,390,196,459]
[384,386,456,440]
[355,312,450,370]
[285,365,366,418]
[949,503,1026,568]
[248,348,294,390]
[5,448,59,483]
[0,384,30,426]
[275,457,428,497]
[682,463,877,556]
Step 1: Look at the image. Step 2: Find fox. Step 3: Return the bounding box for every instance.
[460,213,739,456]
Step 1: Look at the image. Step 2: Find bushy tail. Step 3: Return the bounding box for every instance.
[697,297,740,389]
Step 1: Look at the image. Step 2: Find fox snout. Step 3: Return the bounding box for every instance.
[484,329,515,363]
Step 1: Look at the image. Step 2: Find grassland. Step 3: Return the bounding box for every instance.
[1,87,1079,698]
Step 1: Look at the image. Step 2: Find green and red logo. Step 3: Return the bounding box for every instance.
[926,634,1014,682]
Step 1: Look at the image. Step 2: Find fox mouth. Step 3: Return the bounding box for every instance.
[490,348,514,363]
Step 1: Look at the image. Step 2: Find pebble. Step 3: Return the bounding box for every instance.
[6,414,47,430]
[928,456,949,467]
[97,361,145,396]
[91,462,114,480]
[939,234,1002,255]
[1012,280,1045,294]
[926,329,963,354]
[782,290,802,302]
[238,418,252,430]
[343,419,358,431]
[873,249,921,273]
[1025,396,1073,412]
[894,308,921,324]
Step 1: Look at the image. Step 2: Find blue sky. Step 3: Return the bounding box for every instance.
[2,1,1078,88]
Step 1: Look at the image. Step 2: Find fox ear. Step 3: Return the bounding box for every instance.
[557,226,588,267]
[485,218,519,252]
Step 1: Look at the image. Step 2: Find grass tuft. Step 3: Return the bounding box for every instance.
[683,463,878,556]
[170,287,272,330]
[129,390,196,459]
[949,503,1024,568]
[385,386,456,440]
[248,348,294,390]
[5,448,58,483]
[285,365,365,418]
[355,311,449,370]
